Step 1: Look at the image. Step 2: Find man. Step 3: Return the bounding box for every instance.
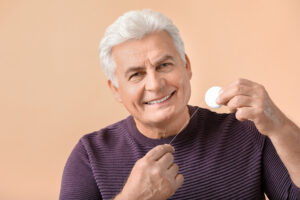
[60,9,300,199]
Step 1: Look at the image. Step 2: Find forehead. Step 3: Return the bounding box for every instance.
[111,31,179,69]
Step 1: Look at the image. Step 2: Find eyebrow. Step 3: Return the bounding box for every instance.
[153,54,175,66]
[124,66,145,78]
[124,55,175,77]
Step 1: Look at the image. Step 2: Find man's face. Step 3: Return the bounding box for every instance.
[109,31,192,127]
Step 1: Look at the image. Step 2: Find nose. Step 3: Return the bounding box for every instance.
[145,70,165,92]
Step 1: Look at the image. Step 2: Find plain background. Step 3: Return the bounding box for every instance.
[0,0,299,199]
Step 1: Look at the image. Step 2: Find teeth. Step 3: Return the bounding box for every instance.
[147,94,172,105]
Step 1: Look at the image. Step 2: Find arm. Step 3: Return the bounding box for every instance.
[59,140,101,200]
[269,116,300,187]
[217,78,300,188]
[262,136,300,199]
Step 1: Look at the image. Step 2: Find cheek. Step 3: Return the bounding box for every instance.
[176,73,191,100]
[174,72,190,90]
[120,84,144,104]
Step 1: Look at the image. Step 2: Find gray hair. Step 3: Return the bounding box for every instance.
[98,9,186,87]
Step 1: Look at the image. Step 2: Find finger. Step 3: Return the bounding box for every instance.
[217,79,254,105]
[157,152,174,168]
[235,107,256,122]
[217,85,252,106]
[145,144,175,161]
[166,163,179,177]
[174,173,184,190]
[227,95,253,112]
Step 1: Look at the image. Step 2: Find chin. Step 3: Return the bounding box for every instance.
[145,107,177,124]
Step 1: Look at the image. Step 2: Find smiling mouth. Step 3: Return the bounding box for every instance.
[144,91,176,105]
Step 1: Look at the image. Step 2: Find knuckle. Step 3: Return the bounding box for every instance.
[237,108,244,115]
[235,109,245,121]
[235,109,241,116]
[236,78,243,85]
[235,112,241,120]
[150,166,162,177]
[137,158,150,169]
[233,85,240,94]
[173,163,178,169]
[153,144,163,151]
[227,101,234,109]
[173,164,179,172]
[255,84,265,94]
[232,96,240,106]
[228,97,238,109]
[158,145,165,152]
[257,83,264,89]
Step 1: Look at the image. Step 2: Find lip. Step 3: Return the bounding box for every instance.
[144,91,176,105]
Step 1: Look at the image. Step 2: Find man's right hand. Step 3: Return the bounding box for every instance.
[114,144,184,200]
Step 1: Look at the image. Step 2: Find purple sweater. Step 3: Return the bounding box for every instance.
[60,106,300,199]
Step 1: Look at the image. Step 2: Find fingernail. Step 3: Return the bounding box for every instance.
[216,89,223,103]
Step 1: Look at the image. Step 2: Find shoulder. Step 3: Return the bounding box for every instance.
[79,116,132,154]
[192,105,266,150]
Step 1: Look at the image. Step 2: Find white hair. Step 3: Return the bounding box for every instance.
[98,9,186,87]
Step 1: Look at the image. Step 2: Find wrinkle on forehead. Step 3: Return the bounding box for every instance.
[111,31,180,71]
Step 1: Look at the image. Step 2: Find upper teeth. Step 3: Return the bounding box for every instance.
[147,94,172,105]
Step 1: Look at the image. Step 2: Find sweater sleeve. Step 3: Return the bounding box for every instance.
[59,140,102,200]
[262,137,300,200]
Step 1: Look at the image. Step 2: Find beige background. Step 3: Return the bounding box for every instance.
[0,0,299,199]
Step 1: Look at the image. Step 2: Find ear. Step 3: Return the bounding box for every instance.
[185,54,192,80]
[107,80,122,103]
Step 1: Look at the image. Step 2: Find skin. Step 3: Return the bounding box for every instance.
[110,31,190,199]
[108,31,300,199]
[217,78,300,187]
[115,144,184,200]
[109,31,192,139]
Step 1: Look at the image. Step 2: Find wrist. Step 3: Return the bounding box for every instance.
[268,117,297,142]
[113,193,126,200]
[114,190,138,200]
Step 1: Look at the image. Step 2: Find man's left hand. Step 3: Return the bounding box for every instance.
[217,78,287,137]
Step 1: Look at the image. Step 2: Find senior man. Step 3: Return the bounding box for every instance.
[60,10,300,200]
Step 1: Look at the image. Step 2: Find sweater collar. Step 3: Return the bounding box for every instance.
[125,105,201,147]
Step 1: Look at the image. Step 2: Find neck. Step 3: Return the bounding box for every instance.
[134,106,190,139]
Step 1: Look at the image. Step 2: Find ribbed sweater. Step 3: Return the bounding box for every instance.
[60,105,300,200]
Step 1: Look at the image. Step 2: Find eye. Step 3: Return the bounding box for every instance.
[157,62,172,71]
[129,72,139,79]
[161,63,170,67]
[129,71,144,81]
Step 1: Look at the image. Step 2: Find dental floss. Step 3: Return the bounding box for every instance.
[169,107,200,145]
[168,86,222,144]
[205,86,222,109]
